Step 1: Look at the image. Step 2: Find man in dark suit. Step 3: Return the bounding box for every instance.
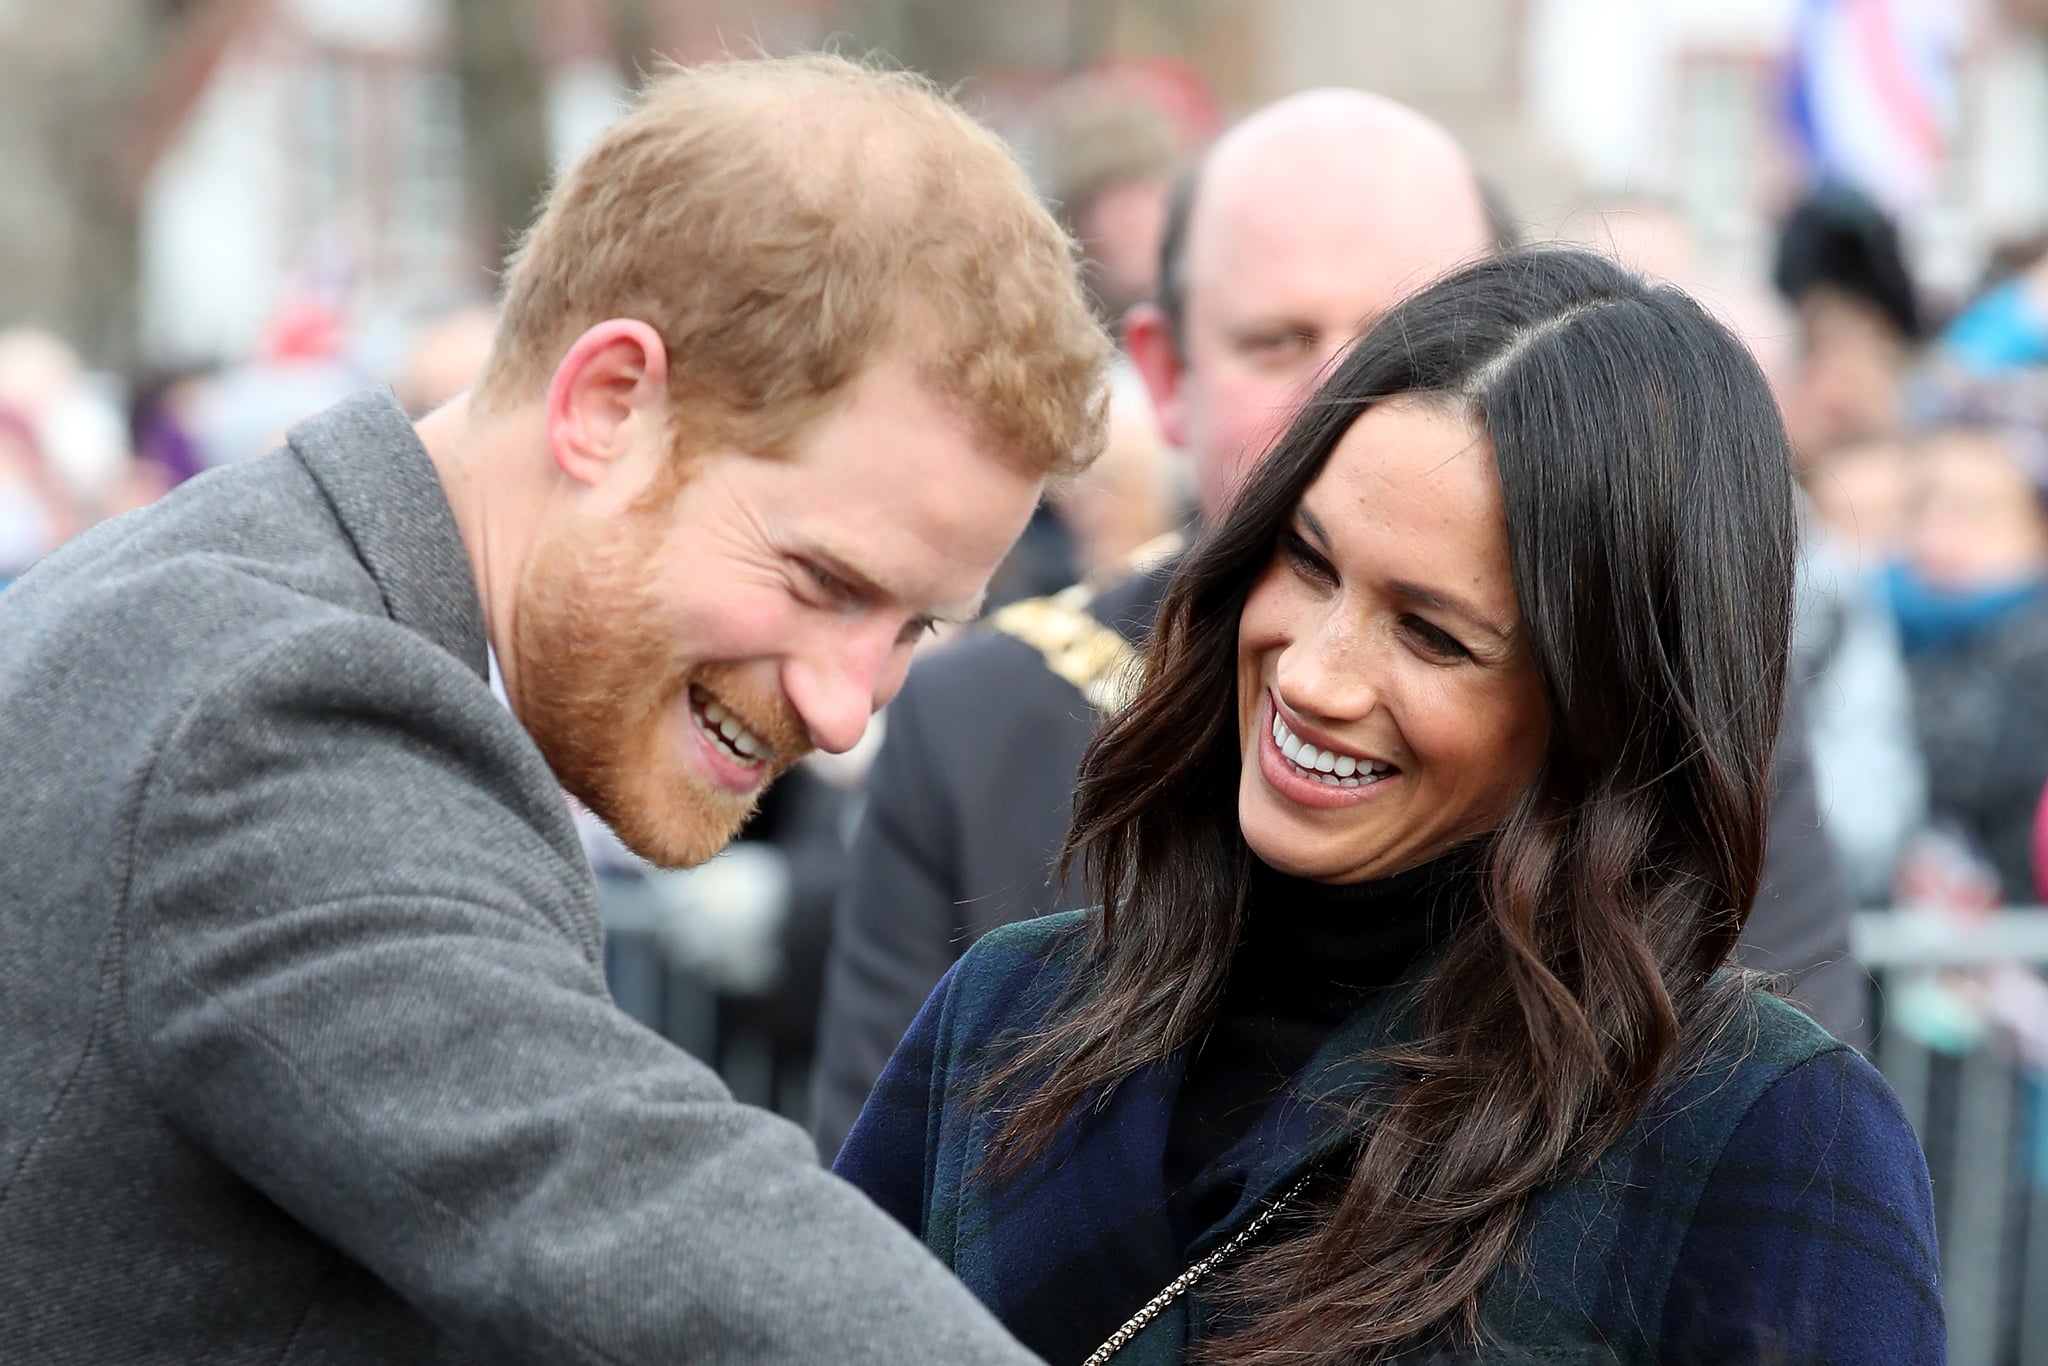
[0,55,1108,1364]
[812,88,1864,1159]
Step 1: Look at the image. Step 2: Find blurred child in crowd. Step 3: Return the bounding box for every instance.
[1894,401,2048,902]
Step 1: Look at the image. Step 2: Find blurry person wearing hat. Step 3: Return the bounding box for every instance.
[1771,191,1933,907]
[1773,186,1924,458]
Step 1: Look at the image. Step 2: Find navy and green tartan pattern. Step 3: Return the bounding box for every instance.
[835,910,1944,1365]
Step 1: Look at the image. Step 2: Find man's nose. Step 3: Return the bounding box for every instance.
[782,630,897,756]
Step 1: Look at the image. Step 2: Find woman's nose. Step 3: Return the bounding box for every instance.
[1274,616,1378,723]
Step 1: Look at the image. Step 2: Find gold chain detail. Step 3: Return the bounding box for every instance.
[986,584,1141,714]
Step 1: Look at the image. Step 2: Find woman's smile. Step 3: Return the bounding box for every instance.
[1256,690,1402,810]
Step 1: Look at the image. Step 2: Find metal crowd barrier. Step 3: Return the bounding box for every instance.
[1853,909,2048,1366]
[596,845,808,1119]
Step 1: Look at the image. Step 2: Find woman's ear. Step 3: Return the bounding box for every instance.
[544,320,670,488]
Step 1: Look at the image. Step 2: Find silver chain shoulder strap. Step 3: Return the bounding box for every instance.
[1082,1171,1316,1366]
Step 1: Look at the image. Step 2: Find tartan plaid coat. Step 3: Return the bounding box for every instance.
[836,910,1944,1365]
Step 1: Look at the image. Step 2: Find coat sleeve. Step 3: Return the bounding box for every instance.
[1661,1046,1944,1362]
[120,620,1039,1366]
[811,660,972,1161]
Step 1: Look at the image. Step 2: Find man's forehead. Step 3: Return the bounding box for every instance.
[1182,117,1488,312]
[1192,185,1462,307]
[1187,213,1413,329]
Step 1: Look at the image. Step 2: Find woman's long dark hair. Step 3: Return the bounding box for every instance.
[978,249,1799,1361]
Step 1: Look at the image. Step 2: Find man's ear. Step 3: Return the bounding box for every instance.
[1123,303,1188,452]
[545,320,670,488]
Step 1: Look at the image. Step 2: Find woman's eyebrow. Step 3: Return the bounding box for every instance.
[1297,505,1513,642]
[1389,579,1513,642]
[1294,506,1333,550]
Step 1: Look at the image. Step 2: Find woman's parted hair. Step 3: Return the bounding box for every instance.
[983,248,1800,1361]
[477,53,1111,481]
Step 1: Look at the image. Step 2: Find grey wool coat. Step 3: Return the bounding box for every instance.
[0,389,1039,1365]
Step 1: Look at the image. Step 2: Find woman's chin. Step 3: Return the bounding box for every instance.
[1240,806,1338,883]
[1240,791,1418,886]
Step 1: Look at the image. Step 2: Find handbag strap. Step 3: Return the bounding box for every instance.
[1083,1171,1315,1365]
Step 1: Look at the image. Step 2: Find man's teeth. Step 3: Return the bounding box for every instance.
[699,697,768,764]
[1271,712,1392,788]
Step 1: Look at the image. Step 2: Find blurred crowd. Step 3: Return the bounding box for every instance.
[0,296,498,591]
[6,65,2048,1118]
[1775,189,2048,919]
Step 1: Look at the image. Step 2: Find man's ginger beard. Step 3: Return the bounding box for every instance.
[512,491,812,868]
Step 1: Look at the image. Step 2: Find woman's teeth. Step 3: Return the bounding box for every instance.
[1272,712,1392,788]
[696,695,768,766]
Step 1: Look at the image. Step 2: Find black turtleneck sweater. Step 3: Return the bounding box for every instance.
[1163,850,1480,1245]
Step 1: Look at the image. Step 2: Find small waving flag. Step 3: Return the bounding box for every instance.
[1786,0,1962,214]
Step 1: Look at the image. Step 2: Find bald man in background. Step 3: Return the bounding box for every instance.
[811,90,1860,1157]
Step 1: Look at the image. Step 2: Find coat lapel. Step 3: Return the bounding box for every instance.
[950,1048,1192,1364]
[286,388,489,681]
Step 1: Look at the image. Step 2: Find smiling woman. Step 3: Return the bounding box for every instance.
[834,249,1943,1365]
[1234,396,1549,884]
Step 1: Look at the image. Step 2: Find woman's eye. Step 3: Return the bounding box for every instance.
[1404,616,1470,661]
[1279,533,1335,584]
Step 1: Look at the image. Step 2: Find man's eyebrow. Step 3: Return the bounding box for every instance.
[807,546,982,626]
[1231,314,1322,334]
[806,547,893,603]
